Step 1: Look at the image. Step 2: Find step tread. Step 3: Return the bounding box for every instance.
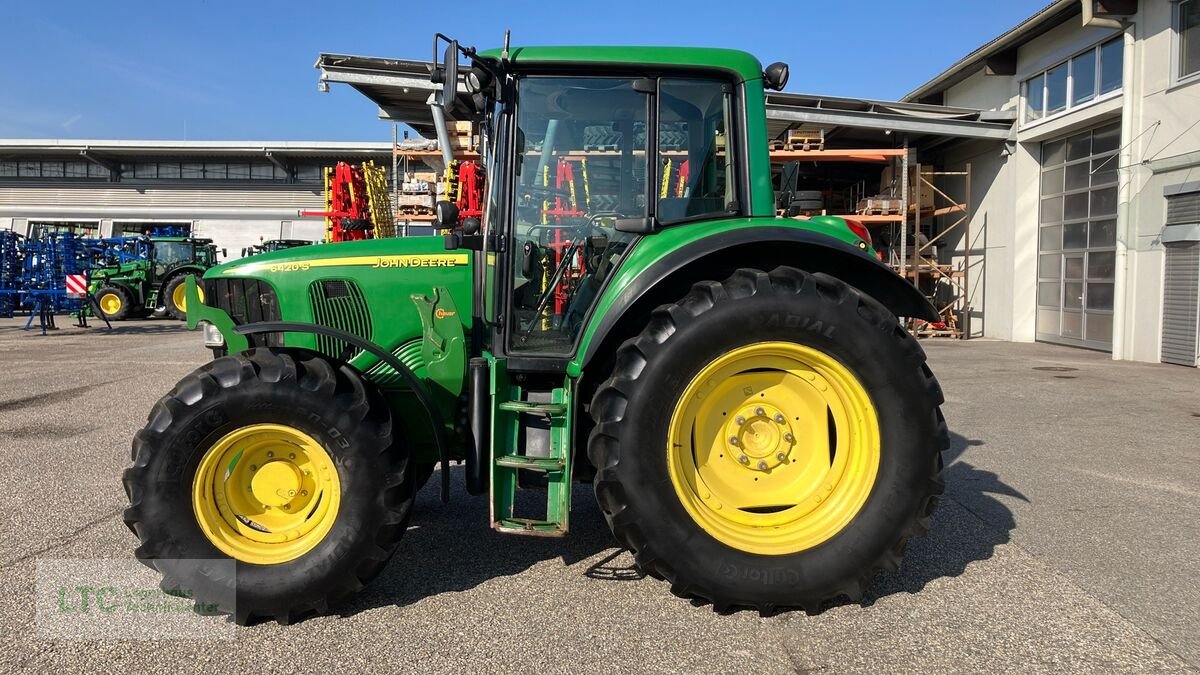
[495,517,567,536]
[497,400,568,414]
[495,454,566,471]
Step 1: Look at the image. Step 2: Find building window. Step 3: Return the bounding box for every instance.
[1023,37,1123,124]
[1178,0,1200,83]
[0,160,109,179]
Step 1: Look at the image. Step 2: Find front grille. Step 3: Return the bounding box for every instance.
[204,277,283,347]
[309,279,372,359]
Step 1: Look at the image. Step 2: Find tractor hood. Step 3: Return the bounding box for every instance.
[206,236,469,279]
[196,235,474,371]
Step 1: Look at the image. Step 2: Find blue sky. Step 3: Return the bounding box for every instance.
[3,0,1047,142]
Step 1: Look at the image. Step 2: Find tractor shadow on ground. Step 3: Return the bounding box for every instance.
[340,466,619,618]
[862,431,1026,607]
[343,432,1024,619]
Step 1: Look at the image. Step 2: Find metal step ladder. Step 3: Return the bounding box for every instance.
[489,357,573,536]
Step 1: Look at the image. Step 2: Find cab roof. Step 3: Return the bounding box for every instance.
[476,46,765,83]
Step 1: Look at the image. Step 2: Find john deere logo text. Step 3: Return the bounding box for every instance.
[373,255,462,268]
[227,253,468,274]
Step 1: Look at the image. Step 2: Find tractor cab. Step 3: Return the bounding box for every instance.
[433,37,763,366]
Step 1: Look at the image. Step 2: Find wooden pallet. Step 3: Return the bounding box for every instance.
[857,197,903,215]
[770,129,825,152]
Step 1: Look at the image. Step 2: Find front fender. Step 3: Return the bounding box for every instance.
[569,218,937,376]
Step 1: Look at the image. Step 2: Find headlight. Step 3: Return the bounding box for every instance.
[200,321,225,348]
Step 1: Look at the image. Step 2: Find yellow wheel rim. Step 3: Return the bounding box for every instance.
[172,281,202,312]
[98,292,122,315]
[666,341,880,555]
[192,424,341,565]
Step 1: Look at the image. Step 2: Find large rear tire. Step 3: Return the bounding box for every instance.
[588,267,946,613]
[123,348,413,624]
[162,274,203,320]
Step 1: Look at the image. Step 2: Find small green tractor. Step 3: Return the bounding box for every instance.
[91,236,222,320]
[124,37,947,624]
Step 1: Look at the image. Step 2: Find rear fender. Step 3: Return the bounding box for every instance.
[570,224,936,377]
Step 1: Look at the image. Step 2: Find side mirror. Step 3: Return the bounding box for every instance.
[221,248,227,258]
[461,217,481,235]
[764,62,790,91]
[435,200,460,228]
[440,41,459,108]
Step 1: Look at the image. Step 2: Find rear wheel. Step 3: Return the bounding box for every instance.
[123,349,413,624]
[94,285,131,320]
[588,267,946,613]
[163,274,203,320]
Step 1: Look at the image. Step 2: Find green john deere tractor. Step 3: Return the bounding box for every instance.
[91,236,222,320]
[124,37,947,624]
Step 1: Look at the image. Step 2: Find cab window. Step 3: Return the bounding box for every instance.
[657,78,738,223]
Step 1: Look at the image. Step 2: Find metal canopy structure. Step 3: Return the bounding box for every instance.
[0,139,392,183]
[315,52,1014,147]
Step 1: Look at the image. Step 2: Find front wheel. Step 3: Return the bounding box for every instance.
[588,267,946,613]
[93,285,131,320]
[123,349,413,624]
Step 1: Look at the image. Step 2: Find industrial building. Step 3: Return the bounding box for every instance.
[0,140,390,258]
[903,0,1200,366]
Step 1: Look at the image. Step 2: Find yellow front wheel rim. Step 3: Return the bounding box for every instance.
[98,292,122,315]
[666,341,880,555]
[192,423,341,565]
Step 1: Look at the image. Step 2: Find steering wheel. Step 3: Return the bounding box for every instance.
[519,213,619,341]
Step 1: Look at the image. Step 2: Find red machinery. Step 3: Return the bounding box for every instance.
[451,160,485,220]
[302,161,393,242]
[541,158,588,317]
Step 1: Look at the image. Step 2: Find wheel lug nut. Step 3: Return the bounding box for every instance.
[301,490,308,496]
[288,453,295,460]
[738,454,749,465]
[754,407,765,416]
[249,464,257,471]
[776,452,787,461]
[756,460,768,470]
[734,416,745,425]
[774,413,785,424]
[784,433,795,443]
[267,451,274,458]
[729,437,739,446]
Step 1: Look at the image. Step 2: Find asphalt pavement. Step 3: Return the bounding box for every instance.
[0,316,1196,673]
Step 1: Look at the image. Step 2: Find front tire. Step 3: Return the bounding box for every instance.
[588,267,946,613]
[123,349,413,624]
[94,285,131,320]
